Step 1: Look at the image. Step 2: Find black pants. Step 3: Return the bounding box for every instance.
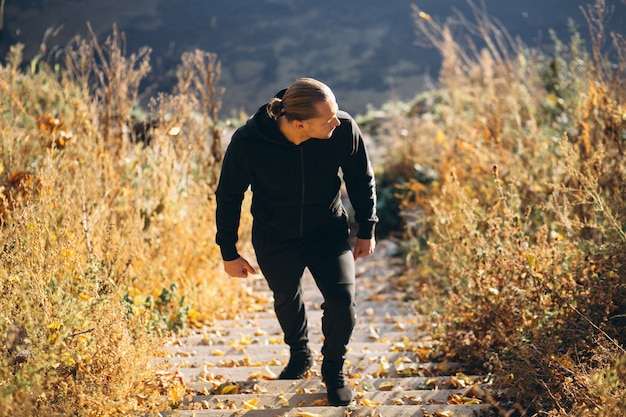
[252,221,356,363]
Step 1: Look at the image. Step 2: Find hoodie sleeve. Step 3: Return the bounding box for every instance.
[341,116,378,239]
[215,128,252,261]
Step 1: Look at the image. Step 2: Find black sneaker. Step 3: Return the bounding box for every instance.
[278,349,313,379]
[322,362,353,406]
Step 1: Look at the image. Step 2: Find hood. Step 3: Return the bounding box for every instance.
[246,89,292,147]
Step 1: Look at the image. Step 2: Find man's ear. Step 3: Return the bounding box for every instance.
[294,120,305,130]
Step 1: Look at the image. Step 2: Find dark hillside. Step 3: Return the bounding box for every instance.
[2,0,624,115]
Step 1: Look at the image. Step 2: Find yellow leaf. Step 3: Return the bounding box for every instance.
[294,412,323,417]
[187,309,200,320]
[170,387,179,404]
[220,383,239,394]
[379,381,396,391]
[379,356,390,374]
[464,398,482,404]
[243,398,259,409]
[47,321,62,330]
[425,378,438,387]
[449,375,466,388]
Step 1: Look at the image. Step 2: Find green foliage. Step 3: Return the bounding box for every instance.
[123,282,191,335]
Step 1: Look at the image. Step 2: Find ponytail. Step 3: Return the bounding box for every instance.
[267,97,285,119]
[266,78,333,121]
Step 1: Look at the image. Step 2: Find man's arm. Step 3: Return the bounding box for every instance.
[341,116,379,245]
[215,132,251,262]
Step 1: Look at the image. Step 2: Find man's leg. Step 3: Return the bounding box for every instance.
[253,231,312,379]
[306,223,356,405]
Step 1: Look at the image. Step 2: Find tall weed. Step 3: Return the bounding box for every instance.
[0,26,253,415]
[380,0,626,414]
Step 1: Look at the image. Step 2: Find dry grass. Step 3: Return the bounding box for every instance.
[2,1,625,415]
[368,0,626,414]
[0,26,254,415]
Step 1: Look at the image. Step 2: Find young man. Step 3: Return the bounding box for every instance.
[215,78,378,406]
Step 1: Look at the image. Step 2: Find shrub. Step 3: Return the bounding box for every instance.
[377,0,626,414]
[0,25,254,415]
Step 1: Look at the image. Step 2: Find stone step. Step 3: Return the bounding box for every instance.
[187,375,488,394]
[159,404,487,417]
[168,333,431,351]
[187,388,484,408]
[205,297,421,317]
[182,316,426,334]
[166,341,424,358]
[167,349,443,372]
[173,360,467,383]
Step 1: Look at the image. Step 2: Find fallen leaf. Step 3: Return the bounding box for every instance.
[379,381,396,391]
[368,326,380,341]
[220,383,239,395]
[243,397,259,409]
[294,412,323,417]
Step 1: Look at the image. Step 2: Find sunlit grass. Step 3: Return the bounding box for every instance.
[371,0,625,414]
[1,0,625,415]
[0,25,254,416]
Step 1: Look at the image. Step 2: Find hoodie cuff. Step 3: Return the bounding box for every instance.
[220,246,240,262]
[356,222,376,240]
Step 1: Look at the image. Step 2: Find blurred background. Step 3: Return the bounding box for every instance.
[1,0,625,116]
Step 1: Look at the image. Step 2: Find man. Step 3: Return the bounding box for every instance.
[215,78,378,406]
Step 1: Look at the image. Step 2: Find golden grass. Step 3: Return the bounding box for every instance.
[2,0,625,415]
[370,0,626,414]
[0,26,254,416]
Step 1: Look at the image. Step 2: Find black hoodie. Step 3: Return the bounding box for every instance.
[215,93,378,261]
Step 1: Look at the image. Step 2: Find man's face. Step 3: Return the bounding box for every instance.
[302,98,341,139]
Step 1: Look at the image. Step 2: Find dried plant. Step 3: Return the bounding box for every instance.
[0,24,253,416]
[369,0,626,414]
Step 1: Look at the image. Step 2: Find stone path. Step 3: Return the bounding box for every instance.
[160,241,494,416]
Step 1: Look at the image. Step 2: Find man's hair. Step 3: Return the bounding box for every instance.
[267,78,334,121]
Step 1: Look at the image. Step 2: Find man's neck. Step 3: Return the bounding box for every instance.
[277,116,308,145]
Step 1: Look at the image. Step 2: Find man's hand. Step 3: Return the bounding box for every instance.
[353,237,376,260]
[223,256,257,278]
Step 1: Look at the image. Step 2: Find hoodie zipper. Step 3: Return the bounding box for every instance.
[299,147,305,238]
